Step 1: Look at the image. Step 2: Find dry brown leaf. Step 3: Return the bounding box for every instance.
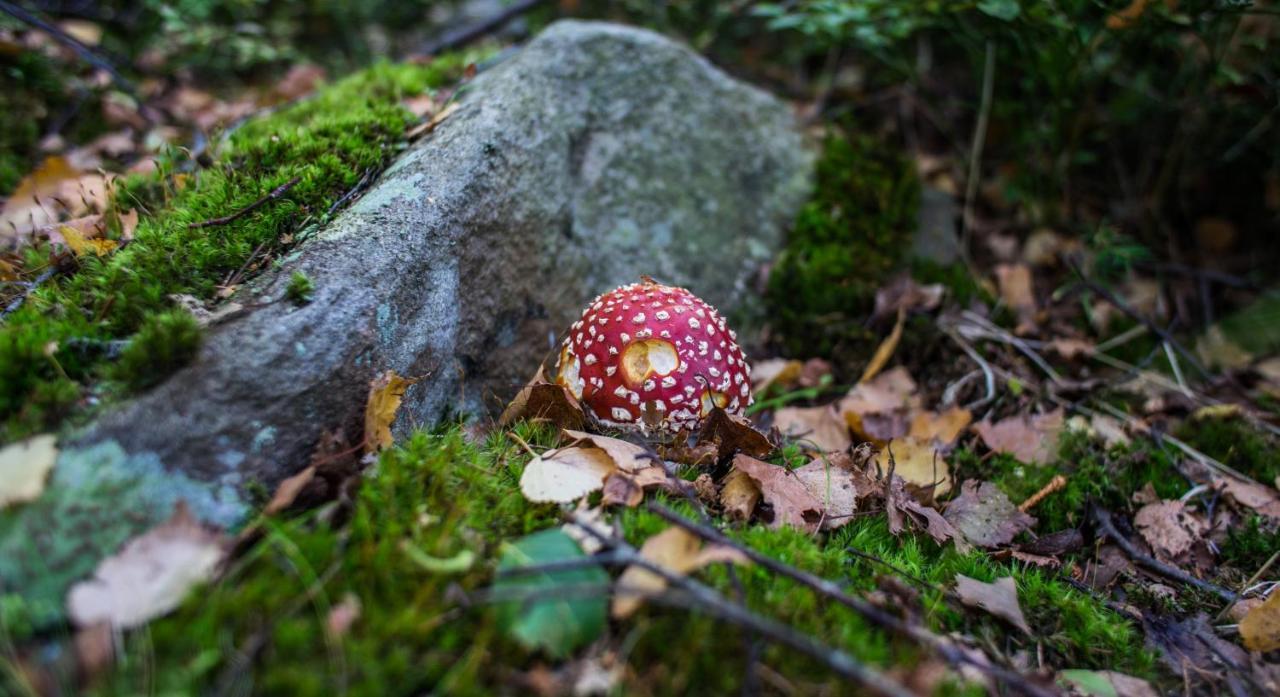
[66,503,226,628]
[262,465,316,517]
[1047,337,1094,360]
[860,308,905,383]
[0,434,58,509]
[774,404,850,453]
[840,367,920,443]
[872,274,944,321]
[268,64,326,104]
[908,407,972,449]
[519,446,615,503]
[792,457,873,530]
[1240,590,1280,652]
[731,454,823,533]
[500,366,587,430]
[612,527,748,619]
[364,370,420,453]
[751,358,803,393]
[944,480,1035,548]
[994,263,1037,334]
[1133,499,1208,562]
[695,407,772,460]
[562,430,651,473]
[601,471,644,507]
[876,438,951,501]
[884,474,968,551]
[720,469,761,522]
[407,101,459,139]
[0,156,110,242]
[972,409,1064,463]
[954,575,1030,635]
[1213,475,1280,522]
[60,223,117,257]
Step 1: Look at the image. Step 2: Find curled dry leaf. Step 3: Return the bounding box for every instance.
[519,446,615,504]
[695,407,773,460]
[972,409,1064,463]
[944,480,1036,549]
[1239,589,1280,652]
[773,404,851,453]
[876,438,952,501]
[562,430,652,473]
[859,308,905,384]
[0,434,58,509]
[954,574,1031,635]
[1133,499,1208,562]
[839,367,920,444]
[1212,475,1280,522]
[612,526,748,619]
[67,503,226,629]
[730,454,823,533]
[364,370,420,453]
[720,468,761,522]
[262,465,317,517]
[908,407,972,449]
[884,474,969,552]
[500,366,586,431]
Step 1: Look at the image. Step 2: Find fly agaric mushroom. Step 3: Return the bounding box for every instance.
[556,279,752,431]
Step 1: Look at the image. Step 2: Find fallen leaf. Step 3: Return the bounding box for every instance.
[872,274,944,321]
[1195,324,1253,371]
[907,407,972,449]
[972,409,1064,463]
[695,407,773,460]
[495,529,607,658]
[860,308,905,383]
[562,430,651,473]
[1047,337,1094,359]
[840,367,921,443]
[884,474,968,551]
[954,575,1031,635]
[0,156,110,242]
[944,480,1035,548]
[60,223,117,257]
[1212,475,1280,522]
[1240,591,1280,652]
[792,456,874,530]
[1133,499,1208,562]
[326,592,361,640]
[720,468,761,522]
[402,93,438,119]
[262,465,316,516]
[268,64,326,103]
[750,358,803,393]
[1022,228,1077,267]
[364,370,420,453]
[0,434,58,509]
[612,526,747,619]
[500,366,586,431]
[994,263,1037,334]
[730,454,823,533]
[876,438,952,501]
[407,101,459,139]
[67,503,226,628]
[774,404,851,453]
[601,471,644,507]
[1059,669,1159,697]
[1019,528,1083,557]
[519,446,615,503]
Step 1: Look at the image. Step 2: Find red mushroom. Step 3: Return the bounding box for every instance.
[556,279,752,431]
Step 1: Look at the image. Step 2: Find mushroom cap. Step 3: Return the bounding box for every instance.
[555,280,753,431]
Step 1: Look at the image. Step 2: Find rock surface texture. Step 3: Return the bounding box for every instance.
[1,20,812,614]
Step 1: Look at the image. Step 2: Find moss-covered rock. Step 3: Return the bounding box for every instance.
[765,132,920,368]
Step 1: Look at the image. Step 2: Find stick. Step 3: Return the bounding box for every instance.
[645,503,1060,697]
[189,176,301,229]
[959,40,995,270]
[417,0,546,57]
[0,0,143,105]
[1091,507,1238,603]
[568,511,917,697]
[1019,475,1067,513]
[1,266,58,320]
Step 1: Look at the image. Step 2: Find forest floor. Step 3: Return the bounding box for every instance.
[2,3,1280,696]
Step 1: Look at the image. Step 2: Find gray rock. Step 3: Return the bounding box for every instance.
[0,20,812,618]
[912,186,961,265]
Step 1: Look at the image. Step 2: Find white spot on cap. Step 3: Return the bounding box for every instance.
[734,372,744,385]
[655,310,670,320]
[589,325,597,336]
[642,378,656,392]
[708,367,721,378]
[673,305,687,314]
[614,385,629,398]
[635,328,652,339]
[670,394,684,404]
[688,318,701,330]
[612,407,633,422]
[632,313,646,324]
[608,346,619,356]
[606,366,617,376]
[713,350,722,360]
[739,382,750,397]
[620,332,631,343]
[661,376,676,388]
[584,354,598,365]
[659,330,671,338]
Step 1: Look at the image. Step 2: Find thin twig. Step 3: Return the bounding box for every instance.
[1018,475,1067,513]
[417,0,546,57]
[189,176,301,229]
[959,40,995,269]
[1,266,58,320]
[645,503,1060,697]
[0,0,144,106]
[568,511,916,697]
[1215,550,1279,622]
[1091,507,1238,603]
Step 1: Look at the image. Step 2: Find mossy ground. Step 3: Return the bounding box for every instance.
[0,52,483,442]
[0,421,1166,696]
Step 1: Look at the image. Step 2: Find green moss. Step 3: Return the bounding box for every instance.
[108,309,203,389]
[0,53,482,442]
[80,423,1155,696]
[954,431,1186,532]
[285,270,315,305]
[1219,515,1280,572]
[1175,412,1280,486]
[765,132,920,366]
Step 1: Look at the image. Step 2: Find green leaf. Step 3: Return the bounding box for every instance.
[494,529,607,657]
[977,0,1021,21]
[1058,670,1119,697]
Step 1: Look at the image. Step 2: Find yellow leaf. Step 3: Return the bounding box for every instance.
[611,527,747,619]
[519,446,615,503]
[878,437,951,501]
[1240,589,1280,652]
[363,370,420,452]
[60,224,117,257]
[860,308,904,384]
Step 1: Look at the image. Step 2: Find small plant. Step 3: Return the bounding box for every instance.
[285,270,315,305]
